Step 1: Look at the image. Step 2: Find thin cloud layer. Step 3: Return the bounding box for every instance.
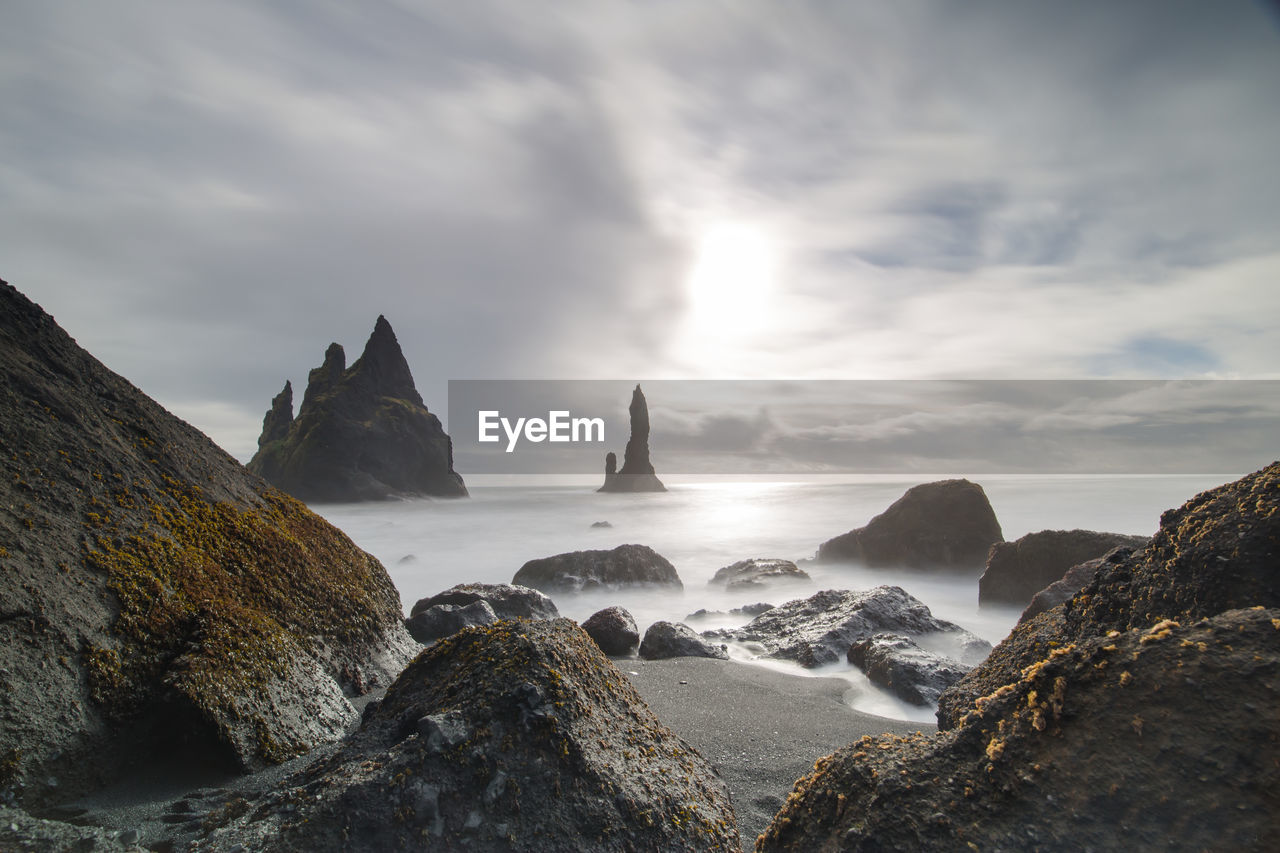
[3,1,1278,462]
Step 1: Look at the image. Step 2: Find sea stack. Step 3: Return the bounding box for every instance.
[599,384,666,492]
[247,316,467,502]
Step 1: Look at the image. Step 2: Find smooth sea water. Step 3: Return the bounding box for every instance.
[315,473,1232,723]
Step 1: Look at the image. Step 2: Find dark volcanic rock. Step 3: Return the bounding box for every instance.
[513,544,682,594]
[979,529,1149,607]
[409,583,559,622]
[405,600,499,645]
[816,479,1003,571]
[639,622,729,661]
[1020,545,1136,622]
[846,633,974,706]
[706,587,990,668]
[247,315,467,502]
[581,606,640,656]
[0,280,416,807]
[257,380,294,448]
[685,603,776,622]
[599,384,666,492]
[205,620,740,852]
[759,608,1280,853]
[708,558,810,590]
[938,462,1280,730]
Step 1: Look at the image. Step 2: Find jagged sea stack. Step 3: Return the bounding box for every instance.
[248,316,467,502]
[599,384,666,492]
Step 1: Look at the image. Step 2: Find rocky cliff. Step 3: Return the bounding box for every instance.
[247,316,467,502]
[599,384,666,492]
[0,280,417,807]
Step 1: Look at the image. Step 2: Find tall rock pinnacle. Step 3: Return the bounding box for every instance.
[599,384,666,492]
[248,315,466,501]
[257,380,294,448]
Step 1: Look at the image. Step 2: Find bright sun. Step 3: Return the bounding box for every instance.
[686,222,777,331]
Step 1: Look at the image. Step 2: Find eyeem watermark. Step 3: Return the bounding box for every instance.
[478,410,605,453]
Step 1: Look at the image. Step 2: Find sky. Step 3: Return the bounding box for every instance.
[4,1,1279,465]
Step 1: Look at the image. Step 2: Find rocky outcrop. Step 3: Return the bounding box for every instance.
[599,384,666,492]
[705,587,990,669]
[247,315,467,502]
[409,583,559,622]
[203,620,741,852]
[846,634,974,706]
[581,606,640,656]
[979,529,1149,607]
[686,603,775,622]
[512,544,682,594]
[405,600,499,645]
[938,461,1280,730]
[257,380,294,448]
[639,622,729,661]
[760,464,1280,851]
[816,479,1003,571]
[759,608,1280,852]
[1019,545,1136,622]
[0,280,417,808]
[708,558,810,590]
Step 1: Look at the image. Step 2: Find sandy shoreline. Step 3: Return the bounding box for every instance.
[624,657,933,849]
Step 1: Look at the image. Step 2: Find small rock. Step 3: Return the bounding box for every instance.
[709,558,810,590]
[405,600,498,645]
[417,710,470,752]
[581,606,640,656]
[118,828,141,845]
[590,521,613,528]
[639,621,729,660]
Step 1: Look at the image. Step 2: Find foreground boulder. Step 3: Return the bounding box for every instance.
[204,620,741,852]
[582,606,640,656]
[0,281,416,807]
[758,608,1280,852]
[708,558,810,590]
[599,384,666,492]
[816,479,1003,571]
[846,634,974,706]
[247,315,467,501]
[639,622,729,661]
[939,461,1280,729]
[705,587,990,669]
[979,529,1149,607]
[513,544,682,593]
[410,583,559,622]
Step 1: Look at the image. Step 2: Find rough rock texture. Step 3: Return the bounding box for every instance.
[979,529,1149,607]
[513,544,683,594]
[938,462,1280,730]
[816,479,1003,571]
[686,603,775,622]
[759,608,1280,852]
[0,281,416,808]
[709,558,811,590]
[409,583,559,622]
[582,606,640,656]
[0,805,138,852]
[599,384,666,492]
[405,600,499,645]
[846,634,974,706]
[204,620,741,852]
[1020,545,1136,622]
[247,315,467,502]
[639,622,729,661]
[706,587,990,669]
[257,380,294,448]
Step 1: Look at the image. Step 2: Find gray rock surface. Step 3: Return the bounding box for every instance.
[203,619,740,852]
[405,600,499,644]
[581,606,640,656]
[816,479,1003,571]
[247,315,467,502]
[409,582,559,622]
[979,529,1149,607]
[639,622,729,661]
[706,586,991,668]
[599,385,666,492]
[1019,545,1137,622]
[513,544,682,594]
[709,558,810,590]
[846,633,974,706]
[0,280,416,808]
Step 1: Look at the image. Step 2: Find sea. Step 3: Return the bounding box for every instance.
[314,473,1232,723]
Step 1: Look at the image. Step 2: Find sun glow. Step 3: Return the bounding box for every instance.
[686,222,777,331]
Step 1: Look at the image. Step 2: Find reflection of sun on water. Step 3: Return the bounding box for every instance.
[686,222,777,334]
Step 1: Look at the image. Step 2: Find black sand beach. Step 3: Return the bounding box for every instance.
[625,657,929,848]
